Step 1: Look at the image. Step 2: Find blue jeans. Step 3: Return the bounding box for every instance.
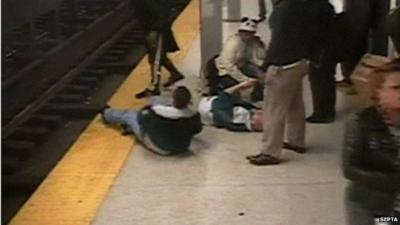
[103,108,143,138]
[211,92,235,127]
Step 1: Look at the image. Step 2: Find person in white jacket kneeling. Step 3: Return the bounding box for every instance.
[204,17,266,100]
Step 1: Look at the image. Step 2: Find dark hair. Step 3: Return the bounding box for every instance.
[173,86,191,109]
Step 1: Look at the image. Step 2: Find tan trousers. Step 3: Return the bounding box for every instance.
[261,60,308,158]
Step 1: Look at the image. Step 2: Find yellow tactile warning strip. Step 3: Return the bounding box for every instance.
[9,1,199,224]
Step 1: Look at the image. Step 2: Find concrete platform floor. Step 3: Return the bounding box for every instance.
[93,1,360,224]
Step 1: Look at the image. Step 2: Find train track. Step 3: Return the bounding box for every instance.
[2,0,190,223]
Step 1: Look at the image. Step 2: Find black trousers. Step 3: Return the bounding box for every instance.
[146,31,180,88]
[308,54,336,117]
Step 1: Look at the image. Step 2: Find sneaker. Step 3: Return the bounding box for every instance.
[121,124,133,136]
[135,88,160,99]
[163,73,184,87]
[283,142,306,154]
[100,105,111,123]
[249,154,281,165]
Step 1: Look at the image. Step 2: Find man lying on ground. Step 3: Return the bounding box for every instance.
[102,86,202,155]
[198,79,263,132]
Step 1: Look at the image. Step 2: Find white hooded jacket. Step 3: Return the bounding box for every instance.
[215,33,266,82]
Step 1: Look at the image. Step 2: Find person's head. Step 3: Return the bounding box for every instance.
[250,109,264,131]
[238,17,257,42]
[377,60,400,127]
[173,86,192,109]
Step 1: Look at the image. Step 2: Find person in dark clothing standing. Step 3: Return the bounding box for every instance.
[247,0,310,165]
[342,63,400,225]
[132,0,185,98]
[305,0,337,123]
[339,0,373,85]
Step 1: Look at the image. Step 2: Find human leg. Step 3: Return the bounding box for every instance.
[162,56,184,87]
[103,108,143,138]
[249,62,308,165]
[285,69,306,148]
[239,62,265,79]
[136,32,163,98]
[260,66,302,158]
[307,55,336,123]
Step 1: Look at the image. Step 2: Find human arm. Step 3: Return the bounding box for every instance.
[224,79,258,95]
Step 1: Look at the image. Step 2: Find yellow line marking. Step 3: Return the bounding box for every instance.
[9,1,199,224]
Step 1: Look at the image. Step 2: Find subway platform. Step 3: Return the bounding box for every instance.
[9,0,367,224]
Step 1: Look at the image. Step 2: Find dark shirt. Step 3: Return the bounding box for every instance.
[264,0,310,66]
[342,107,400,211]
[138,107,202,153]
[305,0,335,63]
[131,0,172,31]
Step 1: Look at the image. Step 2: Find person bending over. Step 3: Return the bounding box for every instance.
[198,79,263,132]
[102,86,202,155]
[342,62,400,225]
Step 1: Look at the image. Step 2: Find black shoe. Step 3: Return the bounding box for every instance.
[135,88,160,99]
[163,73,184,87]
[121,124,133,136]
[305,115,335,124]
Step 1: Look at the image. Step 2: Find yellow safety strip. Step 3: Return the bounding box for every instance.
[9,1,199,224]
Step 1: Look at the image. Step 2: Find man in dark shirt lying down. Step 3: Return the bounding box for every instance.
[101,86,202,155]
[198,79,263,132]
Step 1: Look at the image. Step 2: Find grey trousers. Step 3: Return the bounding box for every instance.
[261,60,308,158]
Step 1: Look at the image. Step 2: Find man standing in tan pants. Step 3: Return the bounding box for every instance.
[246,0,312,165]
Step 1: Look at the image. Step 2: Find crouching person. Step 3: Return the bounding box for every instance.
[203,17,266,99]
[198,79,263,132]
[102,86,203,155]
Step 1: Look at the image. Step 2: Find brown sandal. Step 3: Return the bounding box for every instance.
[249,154,281,165]
[283,142,306,154]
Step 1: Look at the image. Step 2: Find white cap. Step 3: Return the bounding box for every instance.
[238,17,257,33]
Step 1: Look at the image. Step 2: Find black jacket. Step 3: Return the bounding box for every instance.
[264,0,309,67]
[304,0,335,63]
[131,0,179,52]
[139,107,203,154]
[343,107,400,211]
[131,0,172,31]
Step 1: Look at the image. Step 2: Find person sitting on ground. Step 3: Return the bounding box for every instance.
[102,86,202,155]
[204,17,266,98]
[342,61,400,225]
[198,79,263,132]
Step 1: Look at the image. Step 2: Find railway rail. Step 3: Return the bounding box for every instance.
[2,0,190,223]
